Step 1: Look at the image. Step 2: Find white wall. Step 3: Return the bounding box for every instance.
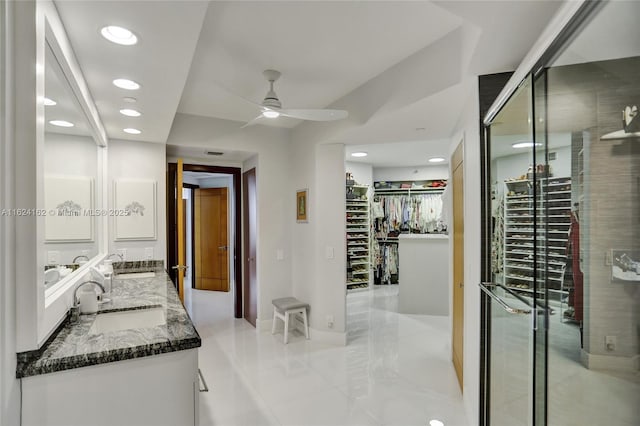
[449,77,481,426]
[313,144,347,340]
[107,139,166,263]
[373,165,449,181]
[345,161,373,187]
[1,0,20,423]
[167,114,292,326]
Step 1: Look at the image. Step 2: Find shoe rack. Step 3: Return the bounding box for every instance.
[503,177,572,299]
[346,179,370,291]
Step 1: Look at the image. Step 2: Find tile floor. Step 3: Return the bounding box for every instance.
[185,285,469,426]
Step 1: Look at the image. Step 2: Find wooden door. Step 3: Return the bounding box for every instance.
[177,159,185,302]
[243,168,257,327]
[452,141,464,389]
[194,188,229,292]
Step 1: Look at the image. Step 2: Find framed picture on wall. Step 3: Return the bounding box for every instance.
[44,176,94,242]
[296,188,308,223]
[114,179,157,240]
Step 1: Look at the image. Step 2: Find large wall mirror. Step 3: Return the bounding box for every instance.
[42,39,101,295]
[24,0,109,349]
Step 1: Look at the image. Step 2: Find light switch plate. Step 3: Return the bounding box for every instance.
[276,249,284,261]
[325,247,334,259]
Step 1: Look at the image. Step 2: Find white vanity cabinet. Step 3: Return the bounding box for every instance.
[22,349,199,426]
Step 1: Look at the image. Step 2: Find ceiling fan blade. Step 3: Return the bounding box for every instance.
[240,115,264,129]
[279,109,348,121]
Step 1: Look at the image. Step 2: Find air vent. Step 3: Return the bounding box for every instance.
[206,151,223,156]
[548,152,557,160]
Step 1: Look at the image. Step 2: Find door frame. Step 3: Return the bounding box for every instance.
[183,183,199,288]
[168,163,243,318]
[242,167,257,327]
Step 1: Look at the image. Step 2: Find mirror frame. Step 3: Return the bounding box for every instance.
[16,0,108,350]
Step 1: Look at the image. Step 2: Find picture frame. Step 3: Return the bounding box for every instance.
[114,179,157,241]
[611,249,640,283]
[44,176,94,242]
[296,188,308,223]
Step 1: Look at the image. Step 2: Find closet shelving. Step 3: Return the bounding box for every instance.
[503,177,571,300]
[372,179,447,284]
[346,182,371,291]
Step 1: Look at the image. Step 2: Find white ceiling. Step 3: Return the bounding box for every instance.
[53,0,566,166]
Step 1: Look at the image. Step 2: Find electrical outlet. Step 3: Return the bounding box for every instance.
[116,249,127,261]
[327,315,334,328]
[144,247,154,260]
[47,251,60,265]
[605,335,617,352]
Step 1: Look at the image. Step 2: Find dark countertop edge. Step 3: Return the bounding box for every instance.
[17,337,201,379]
[16,262,202,379]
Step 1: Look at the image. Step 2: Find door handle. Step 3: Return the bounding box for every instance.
[218,246,228,250]
[478,282,531,315]
[459,282,464,288]
[172,265,188,271]
[247,257,255,262]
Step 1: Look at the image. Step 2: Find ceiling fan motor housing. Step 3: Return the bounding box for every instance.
[262,89,282,109]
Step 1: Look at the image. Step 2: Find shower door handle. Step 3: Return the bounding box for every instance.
[478,282,531,315]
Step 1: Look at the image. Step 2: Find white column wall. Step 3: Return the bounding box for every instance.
[450,78,481,426]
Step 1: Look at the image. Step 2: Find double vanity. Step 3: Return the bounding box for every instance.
[17,263,201,426]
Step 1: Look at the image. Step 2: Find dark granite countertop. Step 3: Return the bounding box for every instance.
[16,263,201,378]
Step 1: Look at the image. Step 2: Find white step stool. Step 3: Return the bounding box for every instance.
[271,297,310,344]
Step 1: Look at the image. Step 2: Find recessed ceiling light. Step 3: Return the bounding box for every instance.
[429,420,445,426]
[49,120,74,127]
[44,97,57,106]
[120,108,141,117]
[123,97,137,103]
[123,128,141,135]
[113,78,140,90]
[351,152,368,158]
[512,141,542,149]
[100,25,138,46]
[428,157,446,163]
[262,110,280,118]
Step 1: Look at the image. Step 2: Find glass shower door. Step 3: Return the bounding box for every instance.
[482,74,548,426]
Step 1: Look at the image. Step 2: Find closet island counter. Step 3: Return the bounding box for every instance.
[398,234,450,316]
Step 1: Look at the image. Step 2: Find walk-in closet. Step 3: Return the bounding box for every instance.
[344,142,453,341]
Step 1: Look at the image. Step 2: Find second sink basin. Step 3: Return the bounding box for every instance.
[89,307,165,335]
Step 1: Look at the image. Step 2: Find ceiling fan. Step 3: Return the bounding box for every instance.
[242,69,348,127]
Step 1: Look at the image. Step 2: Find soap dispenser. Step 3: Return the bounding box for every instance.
[78,286,99,314]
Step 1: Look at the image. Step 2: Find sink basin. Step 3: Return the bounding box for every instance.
[89,307,165,334]
[116,271,156,279]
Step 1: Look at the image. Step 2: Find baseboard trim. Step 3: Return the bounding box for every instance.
[581,350,639,372]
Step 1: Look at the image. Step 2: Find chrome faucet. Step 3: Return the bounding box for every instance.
[106,253,124,262]
[69,280,106,323]
[72,254,90,264]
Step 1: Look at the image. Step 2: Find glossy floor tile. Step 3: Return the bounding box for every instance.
[187,285,468,426]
